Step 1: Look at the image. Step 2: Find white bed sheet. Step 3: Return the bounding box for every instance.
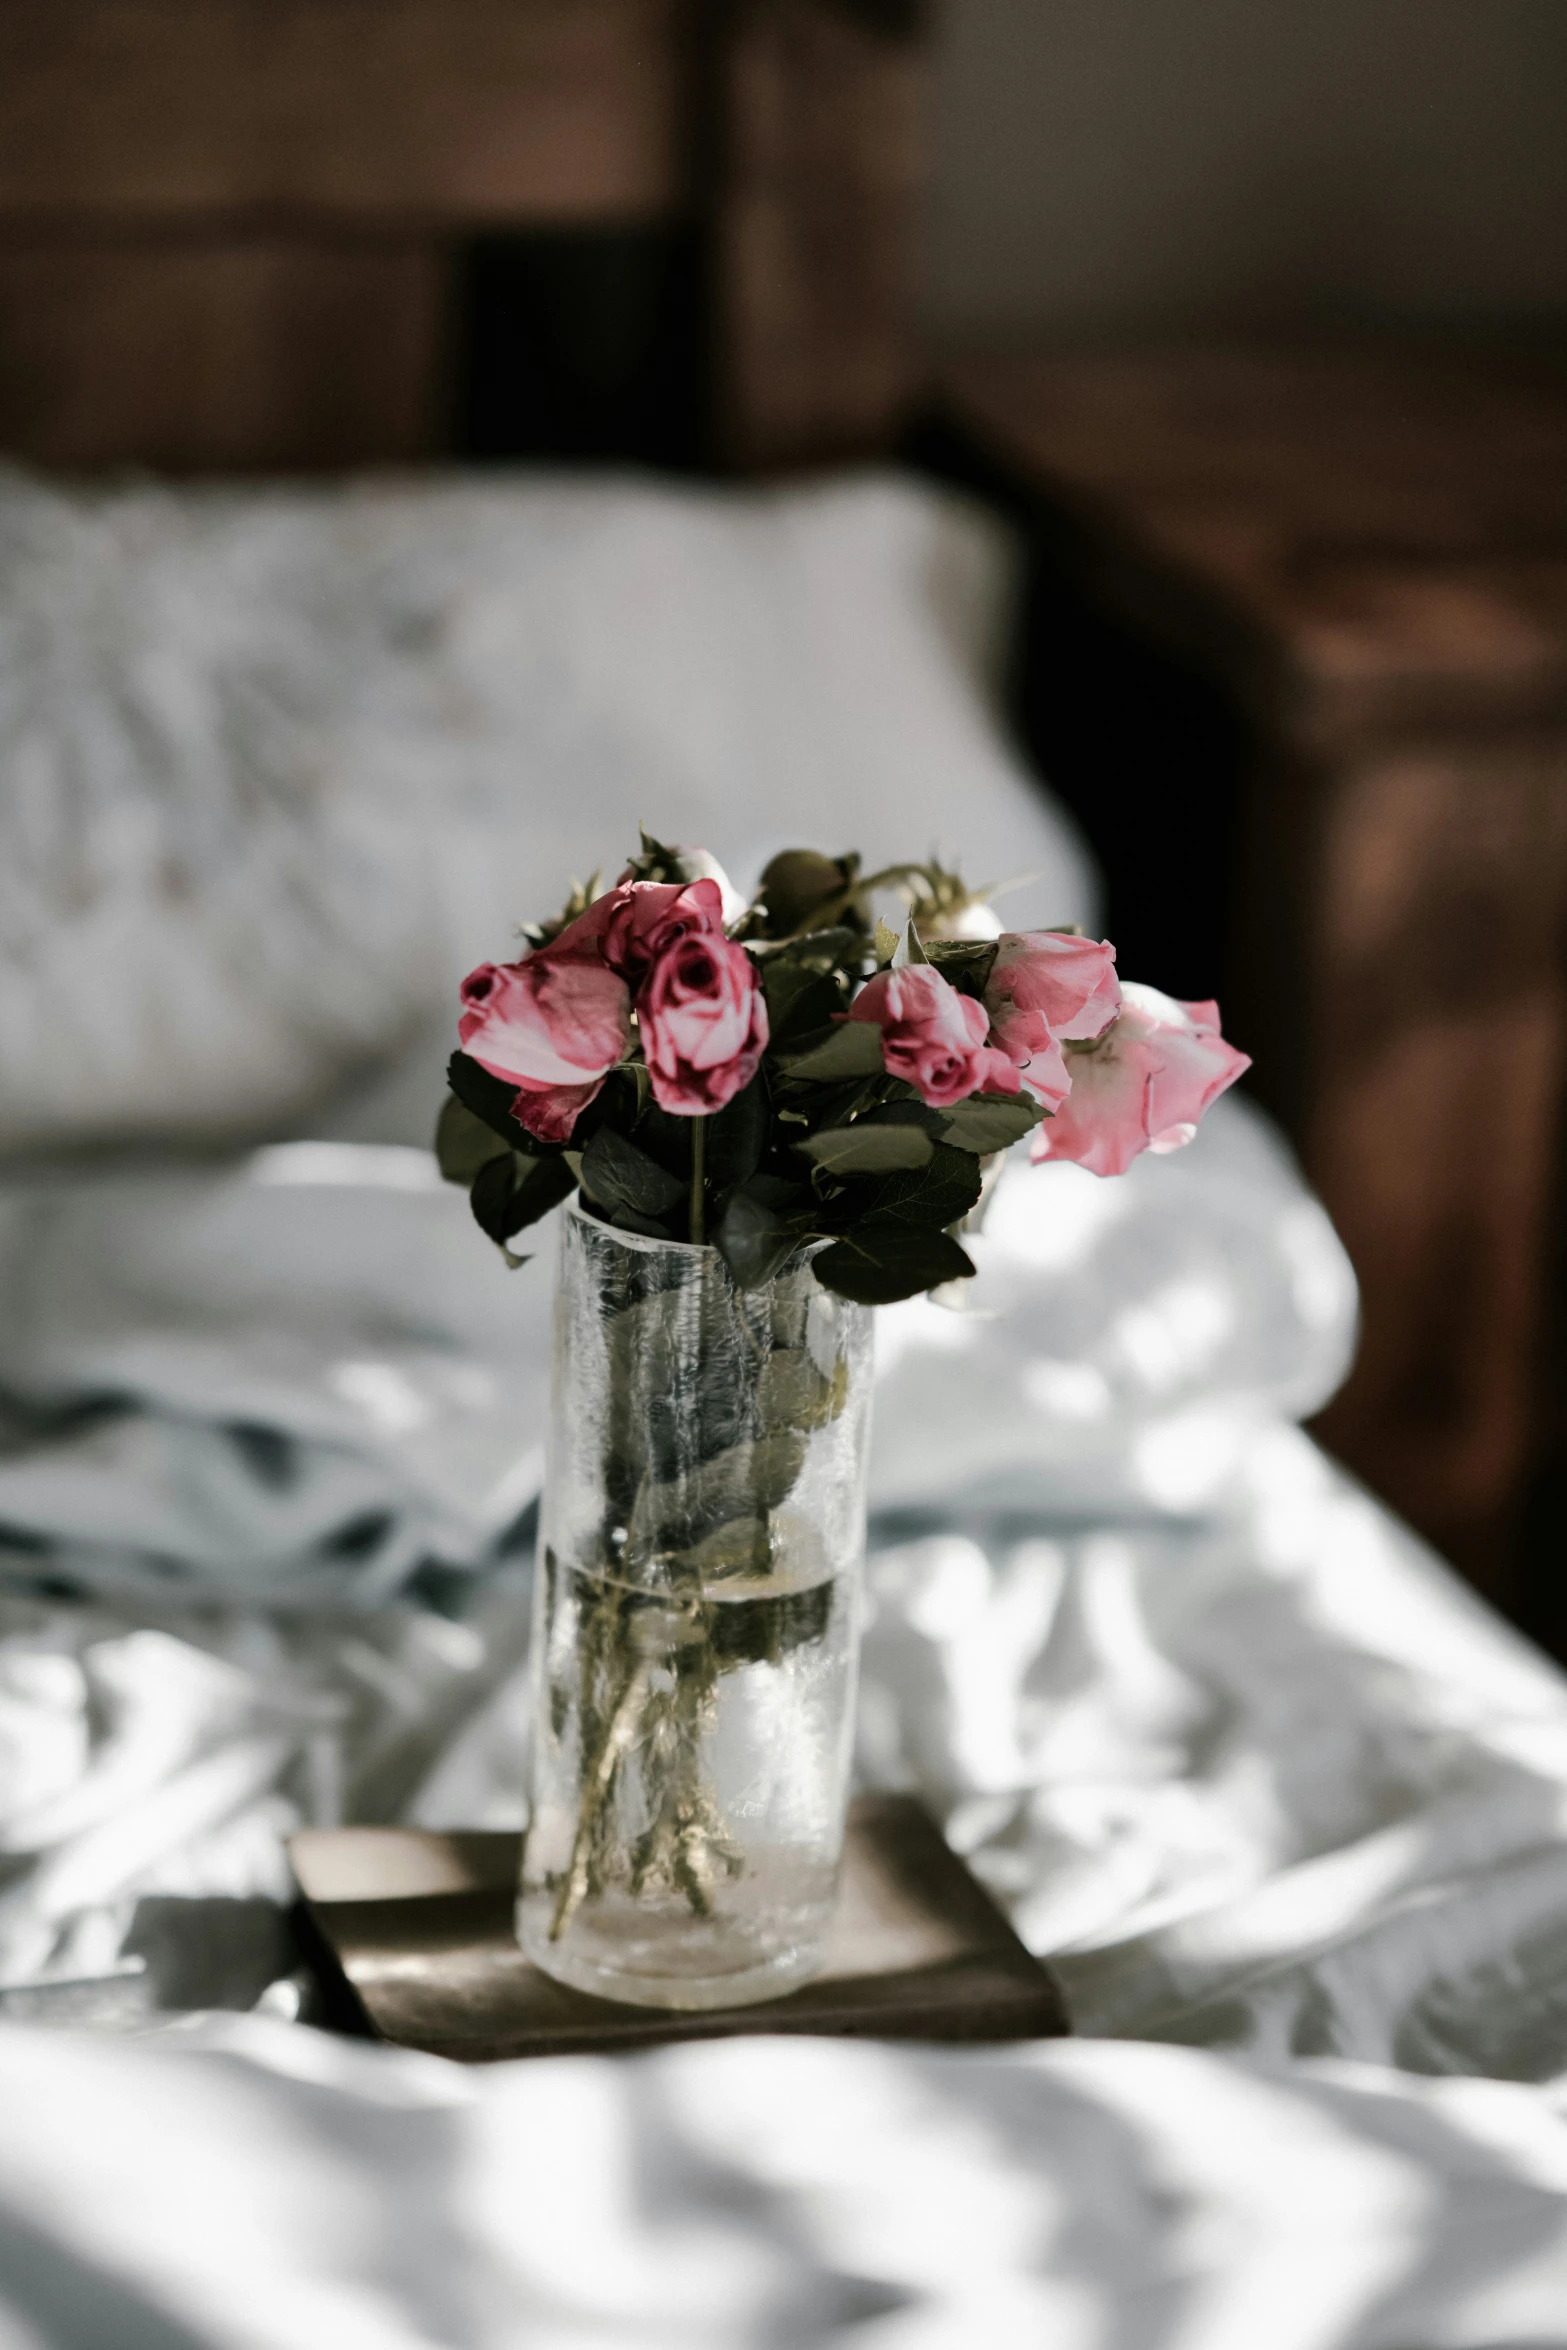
[3,1103,1567,2093]
[10,1151,1567,2347]
[6,2020,1567,2347]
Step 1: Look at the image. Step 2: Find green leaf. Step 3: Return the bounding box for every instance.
[873,918,899,967]
[939,1093,1045,1154]
[580,1129,687,1222]
[773,925,868,973]
[762,962,846,1045]
[601,1282,755,1485]
[777,1021,886,1082]
[628,1430,808,1553]
[812,1228,976,1305]
[705,1074,769,1195]
[435,1095,510,1185]
[469,1151,577,1246]
[709,1577,832,1666]
[714,1179,805,1290]
[756,1347,850,1432]
[778,1075,884,1132]
[799,1124,934,1177]
[822,1139,984,1235]
[685,1515,773,1581]
[604,1206,678,1240]
[622,824,685,885]
[446,1051,541,1153]
[855,1097,944,1130]
[624,1099,695,1181]
[559,1066,640,1151]
[925,938,1000,998]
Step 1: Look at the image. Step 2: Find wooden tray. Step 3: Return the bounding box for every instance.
[289,1794,1069,2061]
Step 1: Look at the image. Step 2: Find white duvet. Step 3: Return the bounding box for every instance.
[4,468,1567,2348]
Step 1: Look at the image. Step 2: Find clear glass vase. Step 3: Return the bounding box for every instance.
[518,1198,873,2009]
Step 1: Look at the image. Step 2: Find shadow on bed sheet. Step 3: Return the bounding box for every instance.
[859,1482,1567,2088]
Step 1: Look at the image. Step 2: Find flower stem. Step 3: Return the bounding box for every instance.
[689,1115,706,1245]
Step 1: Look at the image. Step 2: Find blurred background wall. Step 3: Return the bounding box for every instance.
[913,0,1567,1642]
[922,0,1567,338]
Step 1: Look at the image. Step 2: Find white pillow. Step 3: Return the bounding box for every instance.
[0,466,1093,1152]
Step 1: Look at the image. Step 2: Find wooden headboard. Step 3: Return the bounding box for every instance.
[0,0,924,474]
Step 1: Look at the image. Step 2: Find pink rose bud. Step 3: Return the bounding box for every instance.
[458,952,633,1143]
[985,931,1121,1112]
[639,931,769,1115]
[847,966,1022,1110]
[1032,982,1250,1176]
[604,877,726,985]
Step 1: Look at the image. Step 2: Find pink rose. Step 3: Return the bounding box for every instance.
[847,966,1022,1110]
[501,1078,604,1146]
[639,931,769,1114]
[1032,982,1250,1176]
[535,890,621,960]
[523,875,726,980]
[984,932,1120,1112]
[458,951,632,1144]
[603,878,726,986]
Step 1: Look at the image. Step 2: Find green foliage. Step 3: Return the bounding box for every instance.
[435,1095,510,1185]
[821,1138,985,1237]
[580,1129,687,1225]
[812,1227,976,1305]
[777,1022,886,1082]
[621,824,687,886]
[714,1177,810,1290]
[618,1098,694,1181]
[939,1093,1045,1153]
[924,937,1000,998]
[760,959,846,1044]
[703,1074,769,1197]
[469,1151,578,1247]
[446,1051,543,1153]
[798,1124,933,1177]
[756,1346,850,1432]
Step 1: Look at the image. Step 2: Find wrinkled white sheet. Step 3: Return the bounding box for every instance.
[7,1100,1567,2100]
[7,2018,1567,2348]
[9,1138,1567,2342]
[11,1115,1567,2342]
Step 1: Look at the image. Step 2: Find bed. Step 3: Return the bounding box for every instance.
[6,12,1567,2347]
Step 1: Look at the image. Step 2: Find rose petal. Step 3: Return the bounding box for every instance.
[1032,981,1250,1176]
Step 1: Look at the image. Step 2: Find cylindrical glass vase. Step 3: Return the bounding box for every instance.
[518,1198,873,2009]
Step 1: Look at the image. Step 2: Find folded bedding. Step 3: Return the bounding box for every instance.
[5,463,1567,2346]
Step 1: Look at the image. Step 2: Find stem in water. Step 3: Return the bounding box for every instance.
[689,1115,706,1245]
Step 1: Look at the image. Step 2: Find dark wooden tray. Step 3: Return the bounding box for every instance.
[289,1794,1069,2061]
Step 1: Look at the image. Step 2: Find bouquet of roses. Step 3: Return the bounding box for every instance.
[439,830,1249,1293]
[443,833,1250,1953]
